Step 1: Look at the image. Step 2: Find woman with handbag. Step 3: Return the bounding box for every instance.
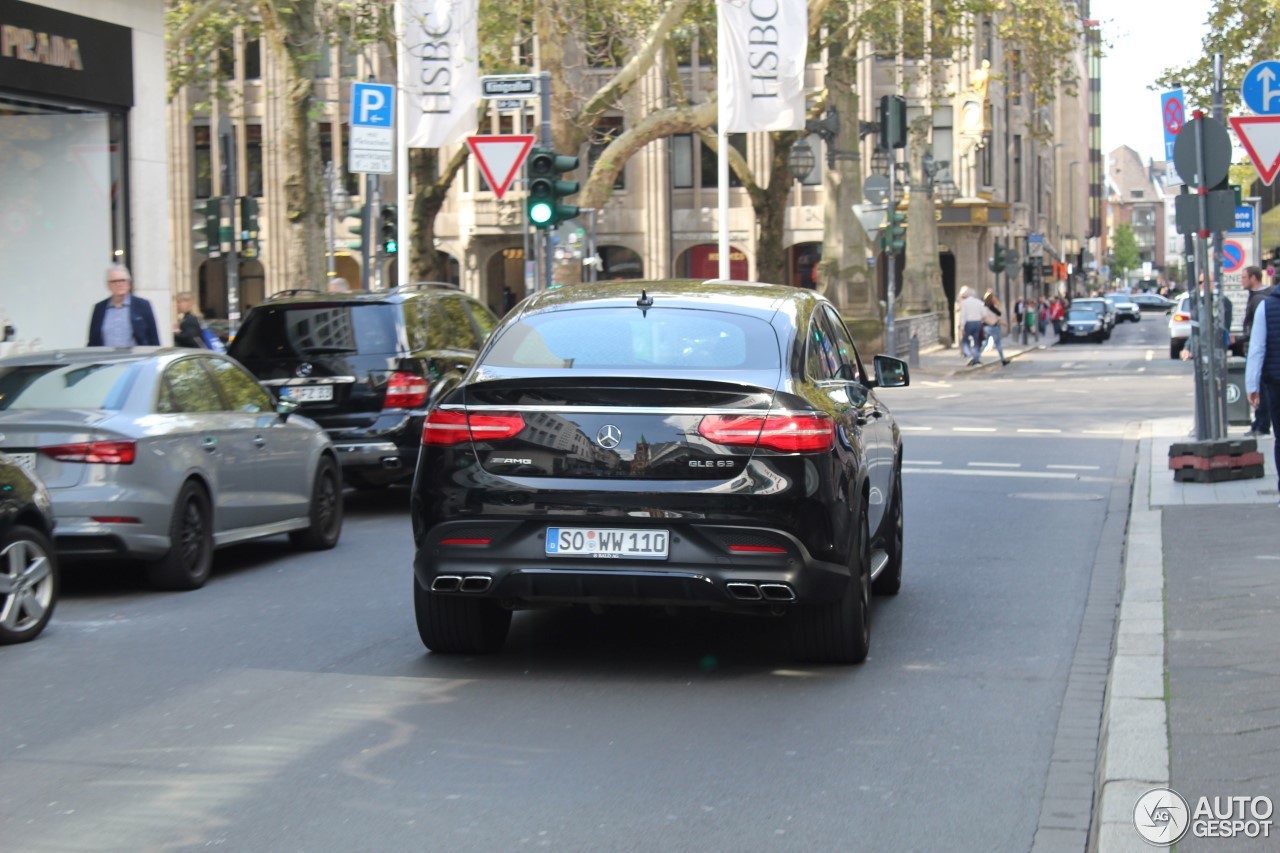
[982,290,1010,366]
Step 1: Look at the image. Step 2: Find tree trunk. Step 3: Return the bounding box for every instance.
[261,0,324,291]
[901,113,949,343]
[820,35,869,311]
[752,135,798,285]
[410,145,470,281]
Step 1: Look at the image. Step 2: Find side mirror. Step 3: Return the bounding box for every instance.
[873,354,910,388]
[276,398,300,420]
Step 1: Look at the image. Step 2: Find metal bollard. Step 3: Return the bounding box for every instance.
[909,333,920,367]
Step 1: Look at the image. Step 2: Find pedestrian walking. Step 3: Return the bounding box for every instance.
[958,286,986,366]
[1024,299,1037,342]
[1037,297,1049,337]
[173,292,203,348]
[1245,284,1280,502]
[1242,266,1274,437]
[1049,296,1065,338]
[88,264,160,347]
[982,290,1010,365]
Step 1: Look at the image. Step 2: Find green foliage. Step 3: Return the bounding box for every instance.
[1111,223,1141,279]
[998,0,1083,110]
[1157,0,1280,114]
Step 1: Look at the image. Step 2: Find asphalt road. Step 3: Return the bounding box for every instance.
[0,313,1191,852]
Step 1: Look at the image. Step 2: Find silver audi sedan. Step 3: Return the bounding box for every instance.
[0,348,343,590]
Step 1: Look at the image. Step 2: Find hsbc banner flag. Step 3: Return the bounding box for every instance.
[717,0,807,132]
[399,0,481,148]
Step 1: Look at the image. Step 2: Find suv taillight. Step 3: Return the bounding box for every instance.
[384,372,429,408]
[422,410,525,446]
[40,440,136,464]
[698,413,835,453]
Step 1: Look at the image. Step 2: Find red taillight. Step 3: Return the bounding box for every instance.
[439,538,492,546]
[91,516,142,524]
[40,441,136,464]
[698,413,835,453]
[1172,313,1190,322]
[384,372,429,409]
[422,410,525,446]
[728,544,787,554]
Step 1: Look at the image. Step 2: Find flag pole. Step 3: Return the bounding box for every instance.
[395,0,409,289]
[716,0,729,280]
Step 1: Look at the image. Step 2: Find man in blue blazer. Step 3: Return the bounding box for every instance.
[88,265,160,347]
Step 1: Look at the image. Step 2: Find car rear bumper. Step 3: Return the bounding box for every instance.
[49,485,171,559]
[413,519,851,609]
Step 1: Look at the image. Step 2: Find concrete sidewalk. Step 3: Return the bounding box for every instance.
[1093,420,1280,850]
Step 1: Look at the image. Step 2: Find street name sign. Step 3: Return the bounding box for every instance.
[1027,232,1044,257]
[494,99,526,111]
[1230,205,1255,234]
[465,134,535,200]
[481,75,539,99]
[1161,88,1185,160]
[349,82,394,174]
[1229,115,1280,185]
[1241,60,1280,115]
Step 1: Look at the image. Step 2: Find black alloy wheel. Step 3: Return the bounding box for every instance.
[414,576,512,654]
[789,507,871,664]
[874,466,904,596]
[291,457,344,550]
[148,481,214,591]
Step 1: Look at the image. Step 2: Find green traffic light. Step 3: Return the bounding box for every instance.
[530,201,554,225]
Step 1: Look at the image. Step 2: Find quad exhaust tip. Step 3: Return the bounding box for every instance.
[460,575,492,593]
[758,583,796,602]
[432,575,493,593]
[727,582,794,602]
[432,575,462,592]
[726,582,763,600]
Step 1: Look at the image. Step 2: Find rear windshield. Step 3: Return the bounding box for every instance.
[0,362,138,410]
[230,303,401,360]
[1067,309,1098,321]
[482,307,780,371]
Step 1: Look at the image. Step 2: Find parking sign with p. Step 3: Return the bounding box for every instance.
[353,82,394,127]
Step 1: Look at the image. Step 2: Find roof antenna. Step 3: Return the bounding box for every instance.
[636,289,653,313]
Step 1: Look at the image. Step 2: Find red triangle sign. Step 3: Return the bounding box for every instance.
[465,134,536,200]
[1230,115,1280,185]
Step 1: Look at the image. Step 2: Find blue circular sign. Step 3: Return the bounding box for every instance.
[1242,61,1280,116]
[1223,240,1245,273]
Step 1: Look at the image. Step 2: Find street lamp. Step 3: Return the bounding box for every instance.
[920,152,955,204]
[787,137,817,182]
[870,147,892,177]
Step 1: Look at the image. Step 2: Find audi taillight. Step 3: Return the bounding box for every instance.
[422,410,525,446]
[384,372,429,408]
[40,440,136,464]
[698,413,835,453]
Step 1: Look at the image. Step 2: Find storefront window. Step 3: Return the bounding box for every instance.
[246,124,263,197]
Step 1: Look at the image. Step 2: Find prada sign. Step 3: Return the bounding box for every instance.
[1,0,133,109]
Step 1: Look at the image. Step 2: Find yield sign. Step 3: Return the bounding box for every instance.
[1230,115,1280,185]
[465,134,536,200]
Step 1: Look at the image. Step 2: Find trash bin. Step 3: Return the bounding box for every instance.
[1226,356,1251,426]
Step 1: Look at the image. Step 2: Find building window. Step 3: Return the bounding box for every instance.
[218,40,235,79]
[339,43,358,80]
[245,125,263,198]
[194,126,212,199]
[980,138,993,188]
[672,134,694,188]
[589,116,625,190]
[1131,189,1144,199]
[1013,134,1023,202]
[244,39,261,80]
[316,45,331,79]
[319,123,359,196]
[700,133,746,188]
[978,15,994,64]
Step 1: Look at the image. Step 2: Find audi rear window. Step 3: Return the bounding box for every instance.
[481,307,780,371]
[0,362,139,410]
[230,304,401,360]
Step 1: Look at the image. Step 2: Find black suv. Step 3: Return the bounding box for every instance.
[230,284,500,488]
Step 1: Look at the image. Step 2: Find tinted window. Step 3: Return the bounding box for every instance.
[822,305,862,382]
[231,304,401,359]
[466,300,498,342]
[1067,309,1097,321]
[805,318,834,381]
[441,296,480,350]
[207,358,273,412]
[0,362,137,410]
[163,359,222,413]
[483,307,779,371]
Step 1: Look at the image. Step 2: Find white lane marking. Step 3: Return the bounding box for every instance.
[910,460,944,466]
[901,426,934,432]
[953,427,998,433]
[1082,429,1125,435]
[968,462,1021,468]
[1060,362,1076,369]
[936,394,961,400]
[1145,350,1154,361]
[903,468,1079,480]
[1027,379,1053,383]
[1017,428,1062,434]
[1138,367,1147,373]
[1047,464,1101,471]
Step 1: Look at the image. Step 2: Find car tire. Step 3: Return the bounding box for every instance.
[414,575,512,654]
[873,467,903,596]
[1093,332,1104,343]
[0,524,58,645]
[790,507,870,664]
[290,456,344,551]
[147,480,214,591]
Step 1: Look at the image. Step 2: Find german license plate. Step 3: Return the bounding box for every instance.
[4,452,36,472]
[545,527,669,560]
[283,385,333,402]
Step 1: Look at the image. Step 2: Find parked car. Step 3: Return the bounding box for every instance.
[1059,308,1106,343]
[1129,293,1176,312]
[1169,294,1192,359]
[1069,298,1114,338]
[0,349,342,591]
[230,284,500,489]
[0,453,58,644]
[410,280,909,664]
[1103,292,1141,323]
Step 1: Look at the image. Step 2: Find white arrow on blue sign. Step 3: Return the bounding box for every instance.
[1242,61,1280,116]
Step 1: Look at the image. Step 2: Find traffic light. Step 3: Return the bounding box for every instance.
[988,241,1005,273]
[239,196,259,256]
[193,197,220,257]
[380,205,398,255]
[345,205,366,252]
[526,146,580,229]
[881,206,906,252]
[879,95,907,150]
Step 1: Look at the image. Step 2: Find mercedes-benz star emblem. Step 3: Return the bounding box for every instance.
[596,424,622,449]
[295,362,313,378]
